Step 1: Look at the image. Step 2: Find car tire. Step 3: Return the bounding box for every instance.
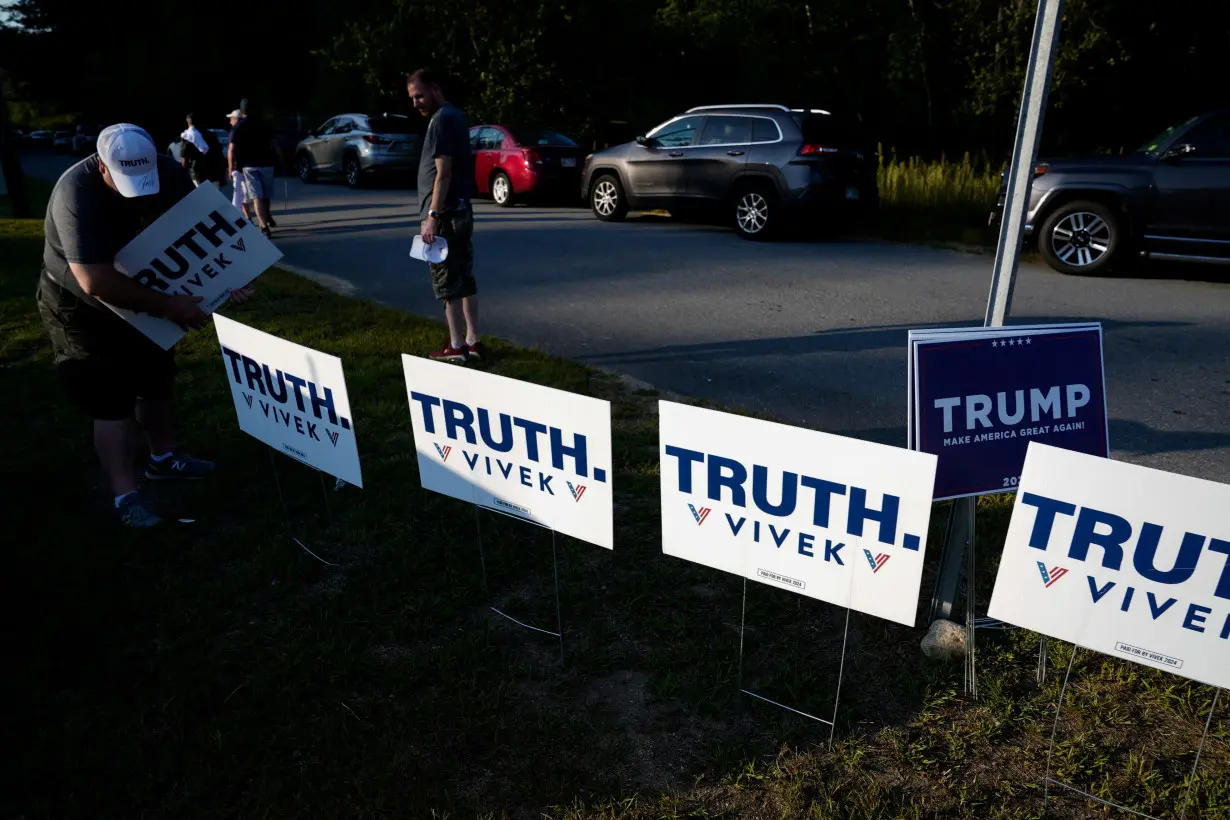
[733,184,777,240]
[1038,200,1122,275]
[344,155,364,189]
[590,174,628,222]
[491,171,514,207]
[297,153,317,184]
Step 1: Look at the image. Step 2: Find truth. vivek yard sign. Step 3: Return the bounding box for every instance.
[401,355,613,549]
[989,443,1230,689]
[659,401,937,626]
[112,183,282,349]
[213,314,363,487]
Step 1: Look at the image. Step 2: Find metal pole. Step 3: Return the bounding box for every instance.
[985,0,1067,327]
[929,0,1066,642]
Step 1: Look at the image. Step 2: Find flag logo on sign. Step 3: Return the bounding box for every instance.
[863,549,890,573]
[567,481,587,502]
[433,443,452,461]
[1036,561,1069,588]
[688,504,712,526]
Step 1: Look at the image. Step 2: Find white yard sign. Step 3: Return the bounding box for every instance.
[213,314,363,487]
[402,356,614,549]
[112,183,282,349]
[989,443,1230,689]
[659,401,938,626]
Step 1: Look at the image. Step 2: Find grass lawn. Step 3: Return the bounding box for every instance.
[1,217,1227,819]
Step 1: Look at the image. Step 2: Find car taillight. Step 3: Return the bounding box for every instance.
[800,144,839,155]
[522,148,541,167]
[365,135,392,145]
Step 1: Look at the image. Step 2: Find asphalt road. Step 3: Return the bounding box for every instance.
[22,154,1230,483]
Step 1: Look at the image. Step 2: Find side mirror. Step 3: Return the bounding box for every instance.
[635,135,651,147]
[1163,143,1196,161]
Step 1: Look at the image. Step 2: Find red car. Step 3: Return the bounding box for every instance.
[468,125,584,206]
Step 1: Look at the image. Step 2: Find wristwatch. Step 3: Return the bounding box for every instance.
[428,209,441,218]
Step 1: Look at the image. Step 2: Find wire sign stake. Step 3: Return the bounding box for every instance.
[473,504,566,664]
[1042,645,1223,820]
[735,578,853,747]
[267,448,340,566]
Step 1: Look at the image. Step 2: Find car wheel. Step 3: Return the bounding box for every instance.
[297,153,317,183]
[1039,200,1121,275]
[590,174,628,222]
[733,185,776,240]
[345,156,364,189]
[491,171,514,207]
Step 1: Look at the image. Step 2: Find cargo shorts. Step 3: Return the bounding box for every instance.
[426,206,477,301]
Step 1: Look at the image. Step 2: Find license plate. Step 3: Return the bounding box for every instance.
[561,157,577,168]
[845,186,860,201]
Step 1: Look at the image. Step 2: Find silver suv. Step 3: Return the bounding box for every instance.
[295,113,423,188]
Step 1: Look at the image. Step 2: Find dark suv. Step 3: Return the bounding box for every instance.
[581,104,877,239]
[992,108,1230,274]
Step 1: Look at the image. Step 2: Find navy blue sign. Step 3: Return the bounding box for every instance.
[913,327,1108,499]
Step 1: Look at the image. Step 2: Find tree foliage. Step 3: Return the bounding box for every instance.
[3,0,1227,159]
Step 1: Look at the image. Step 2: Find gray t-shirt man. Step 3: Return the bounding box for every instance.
[417,103,473,220]
[43,153,194,312]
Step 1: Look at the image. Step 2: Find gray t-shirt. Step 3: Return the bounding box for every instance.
[417,103,473,220]
[43,154,194,311]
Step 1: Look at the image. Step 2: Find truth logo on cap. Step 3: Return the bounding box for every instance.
[97,124,160,198]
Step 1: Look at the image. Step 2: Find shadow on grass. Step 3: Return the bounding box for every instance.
[1,219,1227,820]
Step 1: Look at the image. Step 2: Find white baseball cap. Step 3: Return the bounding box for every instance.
[226,109,242,119]
[97,124,159,198]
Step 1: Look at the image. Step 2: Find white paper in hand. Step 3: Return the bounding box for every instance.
[410,235,449,263]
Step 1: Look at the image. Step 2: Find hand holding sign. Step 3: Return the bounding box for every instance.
[109,182,283,349]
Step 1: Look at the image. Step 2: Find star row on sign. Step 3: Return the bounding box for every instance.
[991,338,1032,347]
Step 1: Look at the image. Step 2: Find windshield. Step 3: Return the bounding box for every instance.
[1136,116,1199,155]
[508,127,576,147]
[366,116,415,135]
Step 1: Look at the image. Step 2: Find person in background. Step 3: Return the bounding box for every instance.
[225,109,252,220]
[228,101,279,237]
[178,113,223,187]
[406,67,480,362]
[36,124,255,527]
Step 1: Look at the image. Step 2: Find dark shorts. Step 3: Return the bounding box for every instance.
[427,207,477,301]
[36,274,176,421]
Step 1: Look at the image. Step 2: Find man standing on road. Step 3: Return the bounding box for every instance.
[226,109,252,220]
[228,102,279,238]
[407,68,480,362]
[36,124,254,528]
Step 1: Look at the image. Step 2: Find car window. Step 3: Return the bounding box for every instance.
[1136,116,1200,155]
[315,118,338,136]
[750,117,782,144]
[1177,113,1230,158]
[469,127,481,149]
[648,116,703,148]
[699,116,754,146]
[333,118,357,135]
[479,128,505,150]
[507,127,577,147]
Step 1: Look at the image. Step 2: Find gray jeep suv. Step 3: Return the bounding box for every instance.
[992,108,1230,274]
[581,104,877,239]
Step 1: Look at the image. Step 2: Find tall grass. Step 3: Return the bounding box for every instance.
[876,146,1004,246]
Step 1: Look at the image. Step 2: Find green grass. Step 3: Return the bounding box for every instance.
[877,149,1003,247]
[2,218,1228,819]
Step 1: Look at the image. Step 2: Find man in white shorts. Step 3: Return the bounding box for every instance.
[227,103,279,237]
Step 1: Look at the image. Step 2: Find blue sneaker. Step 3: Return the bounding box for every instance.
[117,492,162,528]
[145,451,215,481]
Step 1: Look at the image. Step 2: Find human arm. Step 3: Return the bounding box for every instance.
[228,141,236,177]
[68,262,208,328]
[421,155,453,244]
